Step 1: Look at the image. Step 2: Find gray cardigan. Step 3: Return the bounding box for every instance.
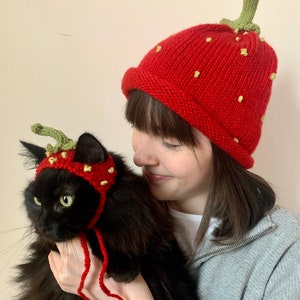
[192,207,300,299]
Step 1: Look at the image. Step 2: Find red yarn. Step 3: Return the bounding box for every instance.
[77,230,124,300]
[77,233,91,300]
[94,228,124,300]
[122,23,278,168]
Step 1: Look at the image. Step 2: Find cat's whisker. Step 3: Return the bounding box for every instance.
[0,228,33,256]
[0,232,33,279]
[0,238,25,257]
[0,226,31,235]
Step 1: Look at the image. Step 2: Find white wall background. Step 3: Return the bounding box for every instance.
[0,0,299,298]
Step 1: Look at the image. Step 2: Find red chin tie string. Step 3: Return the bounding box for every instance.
[77,230,124,300]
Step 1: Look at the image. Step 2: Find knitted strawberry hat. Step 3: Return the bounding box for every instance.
[31,123,123,300]
[32,123,117,229]
[122,0,278,168]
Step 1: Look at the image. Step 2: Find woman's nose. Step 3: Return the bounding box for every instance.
[132,129,159,167]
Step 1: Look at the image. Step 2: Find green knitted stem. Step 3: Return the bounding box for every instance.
[31,123,76,154]
[220,0,260,34]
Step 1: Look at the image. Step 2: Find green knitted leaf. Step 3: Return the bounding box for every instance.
[220,0,260,34]
[31,123,76,154]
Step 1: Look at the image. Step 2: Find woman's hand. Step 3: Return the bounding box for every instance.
[48,236,154,300]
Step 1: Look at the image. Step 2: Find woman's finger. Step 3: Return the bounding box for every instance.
[48,250,61,282]
[48,237,86,293]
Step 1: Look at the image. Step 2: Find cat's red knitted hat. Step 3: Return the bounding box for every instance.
[31,123,117,229]
[122,0,278,169]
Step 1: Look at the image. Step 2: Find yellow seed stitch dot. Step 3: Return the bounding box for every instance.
[100,180,108,186]
[156,45,162,53]
[259,37,265,43]
[270,73,276,80]
[108,167,115,174]
[48,157,57,165]
[240,48,248,56]
[84,164,92,172]
[261,114,265,123]
[233,137,239,144]
[61,151,67,158]
[194,71,200,78]
[238,95,244,103]
[235,36,241,42]
[234,28,239,34]
[206,37,212,42]
[243,31,248,35]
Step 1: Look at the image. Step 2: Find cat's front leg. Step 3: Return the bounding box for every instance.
[105,249,141,283]
[86,230,141,283]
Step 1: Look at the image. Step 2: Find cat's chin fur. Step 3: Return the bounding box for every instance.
[15,132,199,300]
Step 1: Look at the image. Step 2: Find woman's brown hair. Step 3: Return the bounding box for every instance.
[125,90,275,245]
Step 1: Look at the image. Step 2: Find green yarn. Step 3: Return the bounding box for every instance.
[220,0,261,34]
[31,123,76,154]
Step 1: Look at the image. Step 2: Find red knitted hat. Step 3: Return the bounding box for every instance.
[122,0,278,168]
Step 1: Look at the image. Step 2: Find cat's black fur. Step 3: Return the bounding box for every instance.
[16,133,198,300]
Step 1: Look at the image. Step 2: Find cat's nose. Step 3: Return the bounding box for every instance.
[35,223,47,235]
[35,218,51,234]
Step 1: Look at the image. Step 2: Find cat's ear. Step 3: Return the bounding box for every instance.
[20,141,46,168]
[74,133,108,164]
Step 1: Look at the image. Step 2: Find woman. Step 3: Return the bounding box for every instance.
[49,1,300,299]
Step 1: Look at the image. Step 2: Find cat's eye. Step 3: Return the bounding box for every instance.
[33,197,41,206]
[59,195,74,207]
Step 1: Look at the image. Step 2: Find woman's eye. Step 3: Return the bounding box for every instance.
[33,197,41,206]
[161,138,182,149]
[59,195,74,207]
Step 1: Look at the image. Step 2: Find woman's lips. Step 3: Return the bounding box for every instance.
[143,168,171,184]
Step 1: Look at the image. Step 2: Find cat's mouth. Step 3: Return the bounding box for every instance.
[36,234,58,251]
[35,226,77,244]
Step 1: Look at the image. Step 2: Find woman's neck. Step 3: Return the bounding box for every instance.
[168,197,207,215]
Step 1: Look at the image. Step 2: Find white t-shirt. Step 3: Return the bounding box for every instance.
[169,208,219,255]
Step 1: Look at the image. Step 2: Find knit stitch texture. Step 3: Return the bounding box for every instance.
[122,23,278,168]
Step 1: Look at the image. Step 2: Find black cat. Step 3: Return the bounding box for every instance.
[16,128,198,300]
